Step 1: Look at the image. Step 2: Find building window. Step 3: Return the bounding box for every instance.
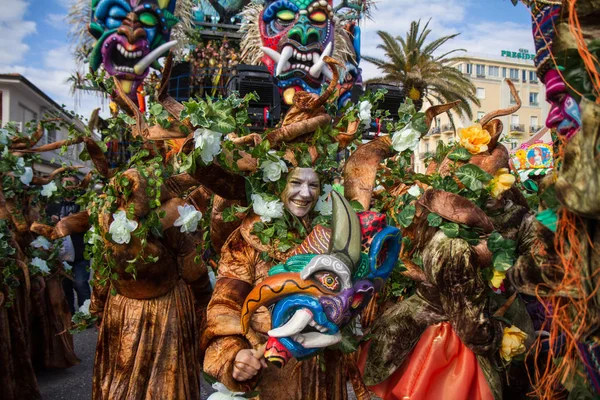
[509,68,519,80]
[425,143,429,153]
[511,115,520,125]
[456,64,462,73]
[466,64,473,75]
[522,70,527,82]
[530,116,539,132]
[488,66,500,77]
[502,67,507,78]
[477,111,485,121]
[476,87,485,99]
[511,141,518,150]
[529,92,539,105]
[45,128,57,144]
[529,71,539,83]
[476,64,486,77]
[18,103,37,125]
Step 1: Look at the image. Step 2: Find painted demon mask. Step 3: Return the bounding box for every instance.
[241,192,401,367]
[259,0,336,101]
[88,0,179,98]
[544,69,582,139]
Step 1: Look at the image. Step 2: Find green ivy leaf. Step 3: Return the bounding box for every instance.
[440,222,459,238]
[447,147,472,162]
[493,250,516,272]
[455,164,493,192]
[427,212,442,227]
[397,204,416,228]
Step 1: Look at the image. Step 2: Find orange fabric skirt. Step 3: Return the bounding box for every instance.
[364,322,494,400]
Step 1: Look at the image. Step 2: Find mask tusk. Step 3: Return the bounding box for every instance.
[134,40,178,75]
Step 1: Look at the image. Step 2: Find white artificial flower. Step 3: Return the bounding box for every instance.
[108,210,138,244]
[41,181,58,198]
[251,193,284,223]
[391,123,420,153]
[358,100,372,127]
[260,152,288,182]
[207,382,246,400]
[208,268,217,289]
[87,226,101,245]
[314,184,333,216]
[62,261,73,272]
[31,257,50,275]
[408,184,422,197]
[0,128,8,145]
[79,299,91,315]
[16,157,25,169]
[31,235,52,250]
[17,162,33,186]
[194,128,223,164]
[173,204,203,233]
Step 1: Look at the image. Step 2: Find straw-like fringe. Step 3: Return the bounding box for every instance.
[171,0,194,60]
[67,0,94,65]
[239,3,264,65]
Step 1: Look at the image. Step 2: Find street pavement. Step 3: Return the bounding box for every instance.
[36,329,364,399]
[36,328,216,399]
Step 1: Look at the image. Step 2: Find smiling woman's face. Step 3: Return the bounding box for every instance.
[281,168,320,218]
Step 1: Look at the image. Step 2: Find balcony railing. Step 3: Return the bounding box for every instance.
[441,123,454,132]
[429,127,441,135]
[476,74,486,78]
[510,124,525,133]
[530,125,543,133]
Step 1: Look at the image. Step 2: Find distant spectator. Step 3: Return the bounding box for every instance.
[50,176,91,314]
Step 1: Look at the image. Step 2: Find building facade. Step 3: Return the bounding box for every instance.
[0,74,95,176]
[415,52,550,173]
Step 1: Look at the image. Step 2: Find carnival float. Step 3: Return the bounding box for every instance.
[0,0,599,399]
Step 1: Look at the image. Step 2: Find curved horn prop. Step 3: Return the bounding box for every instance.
[480,79,521,126]
[327,191,361,272]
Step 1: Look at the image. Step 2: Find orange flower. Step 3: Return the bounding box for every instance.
[489,168,516,198]
[458,123,491,154]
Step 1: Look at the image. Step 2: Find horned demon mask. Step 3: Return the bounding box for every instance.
[241,191,401,367]
[88,0,179,99]
[242,0,361,105]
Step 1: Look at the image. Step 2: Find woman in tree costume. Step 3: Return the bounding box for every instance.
[1,122,89,398]
[506,1,600,398]
[357,85,537,400]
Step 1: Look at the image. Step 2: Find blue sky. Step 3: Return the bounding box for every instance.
[0,0,535,119]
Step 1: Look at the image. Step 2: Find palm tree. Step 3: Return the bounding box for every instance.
[363,19,480,121]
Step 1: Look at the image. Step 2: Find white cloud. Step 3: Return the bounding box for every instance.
[46,13,67,28]
[358,0,534,81]
[0,0,36,65]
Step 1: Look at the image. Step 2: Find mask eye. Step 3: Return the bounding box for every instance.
[309,10,327,23]
[139,12,158,27]
[313,271,340,292]
[276,9,295,22]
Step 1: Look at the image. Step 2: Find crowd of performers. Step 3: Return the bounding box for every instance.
[1,0,600,399]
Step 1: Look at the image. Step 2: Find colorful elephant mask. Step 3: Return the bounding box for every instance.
[242,0,361,105]
[88,0,179,98]
[241,192,401,367]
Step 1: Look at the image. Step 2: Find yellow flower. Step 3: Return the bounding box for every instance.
[458,123,491,154]
[500,325,528,362]
[489,168,516,198]
[490,270,506,288]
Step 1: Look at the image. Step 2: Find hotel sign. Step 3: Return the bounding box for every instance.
[501,48,534,60]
